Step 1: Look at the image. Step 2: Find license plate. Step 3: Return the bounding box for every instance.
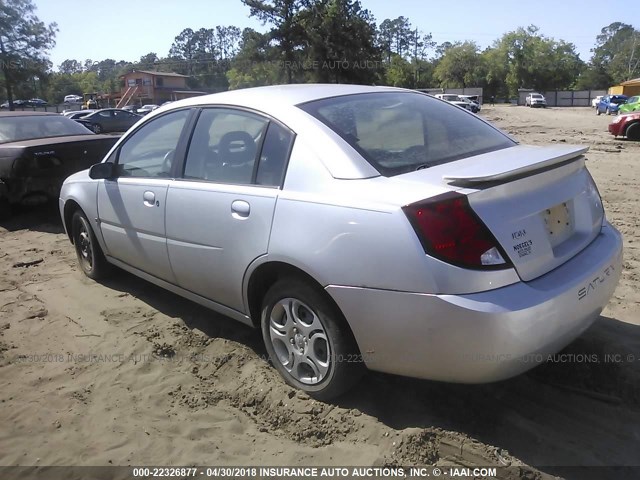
[542,202,574,247]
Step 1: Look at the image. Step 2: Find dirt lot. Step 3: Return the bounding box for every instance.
[1,105,639,479]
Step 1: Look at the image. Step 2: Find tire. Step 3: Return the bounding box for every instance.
[606,108,611,116]
[71,210,111,280]
[596,108,601,116]
[0,197,11,221]
[92,123,102,134]
[626,122,640,141]
[261,277,364,401]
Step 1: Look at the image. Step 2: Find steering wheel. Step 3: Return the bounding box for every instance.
[161,149,176,175]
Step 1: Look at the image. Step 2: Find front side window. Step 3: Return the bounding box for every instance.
[116,109,190,178]
[183,109,268,184]
[299,92,515,176]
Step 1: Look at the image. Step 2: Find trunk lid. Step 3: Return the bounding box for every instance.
[11,135,118,179]
[448,145,604,281]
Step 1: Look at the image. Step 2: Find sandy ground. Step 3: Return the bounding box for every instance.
[0,105,639,479]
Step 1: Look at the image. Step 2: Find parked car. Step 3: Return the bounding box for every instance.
[0,112,119,219]
[458,96,480,113]
[137,104,160,115]
[596,94,628,115]
[63,110,94,120]
[59,85,622,400]
[434,93,473,110]
[122,105,139,113]
[1,100,26,109]
[74,108,141,133]
[591,95,603,108]
[618,95,640,114]
[459,95,481,112]
[525,93,547,108]
[26,98,48,107]
[64,95,83,104]
[608,112,640,140]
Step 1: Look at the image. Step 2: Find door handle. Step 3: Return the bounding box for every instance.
[143,190,157,207]
[231,200,250,219]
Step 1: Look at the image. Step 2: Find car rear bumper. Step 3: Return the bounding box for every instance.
[326,223,623,383]
[608,123,623,136]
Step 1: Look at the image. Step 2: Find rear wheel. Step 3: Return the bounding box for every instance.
[261,278,363,400]
[92,123,102,134]
[71,210,111,280]
[626,122,640,141]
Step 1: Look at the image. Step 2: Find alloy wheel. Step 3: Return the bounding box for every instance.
[267,297,331,385]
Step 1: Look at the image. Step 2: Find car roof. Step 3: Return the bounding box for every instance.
[167,84,402,112]
[0,111,59,117]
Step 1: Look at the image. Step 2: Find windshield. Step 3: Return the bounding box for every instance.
[0,115,92,144]
[299,92,515,176]
[532,94,543,99]
[628,96,639,103]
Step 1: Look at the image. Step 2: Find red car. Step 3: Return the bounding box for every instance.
[609,112,640,140]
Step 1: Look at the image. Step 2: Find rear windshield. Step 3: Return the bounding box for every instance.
[611,96,627,104]
[299,92,515,176]
[0,115,92,144]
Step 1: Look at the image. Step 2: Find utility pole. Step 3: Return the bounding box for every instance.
[414,28,419,85]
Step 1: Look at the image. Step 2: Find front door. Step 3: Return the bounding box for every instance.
[97,109,191,282]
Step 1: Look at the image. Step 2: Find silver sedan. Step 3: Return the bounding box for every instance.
[59,85,623,400]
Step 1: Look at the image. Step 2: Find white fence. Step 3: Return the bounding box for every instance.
[518,90,607,107]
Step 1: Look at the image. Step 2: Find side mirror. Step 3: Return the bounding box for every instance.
[89,162,115,180]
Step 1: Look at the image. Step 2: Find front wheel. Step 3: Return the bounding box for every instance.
[606,108,611,116]
[261,278,363,400]
[596,108,601,116]
[626,122,640,141]
[72,210,111,280]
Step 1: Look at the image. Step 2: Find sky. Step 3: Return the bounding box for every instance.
[35,0,640,70]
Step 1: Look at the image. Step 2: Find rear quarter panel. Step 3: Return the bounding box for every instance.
[266,137,521,295]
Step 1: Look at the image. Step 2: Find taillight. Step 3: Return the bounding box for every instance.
[403,192,511,270]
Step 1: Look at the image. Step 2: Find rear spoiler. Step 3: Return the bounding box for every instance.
[443,145,588,185]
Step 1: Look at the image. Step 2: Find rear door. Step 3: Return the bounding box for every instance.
[97,109,191,281]
[166,108,294,312]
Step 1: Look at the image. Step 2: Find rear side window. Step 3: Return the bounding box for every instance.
[183,108,268,185]
[299,92,515,177]
[183,108,293,187]
[256,122,294,186]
